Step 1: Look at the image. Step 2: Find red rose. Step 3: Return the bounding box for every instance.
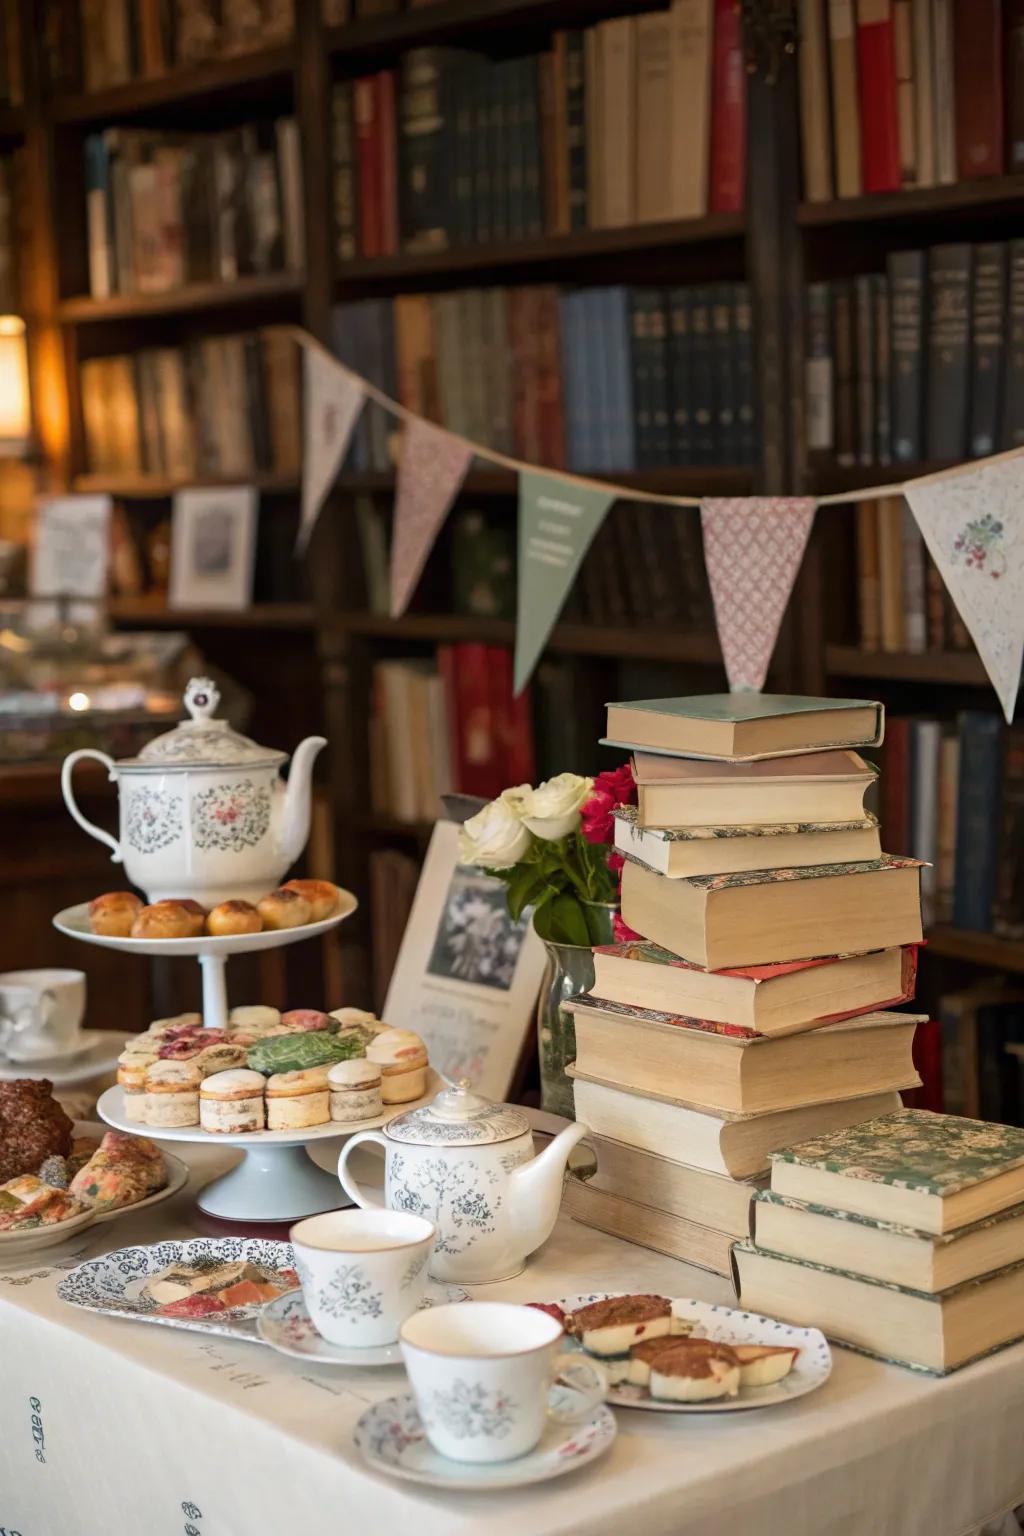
[613,912,643,944]
[580,762,637,845]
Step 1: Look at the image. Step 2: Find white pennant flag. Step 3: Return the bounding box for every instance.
[298,346,366,553]
[905,457,1024,722]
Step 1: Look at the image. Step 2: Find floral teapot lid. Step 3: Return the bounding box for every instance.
[385,1080,531,1147]
[121,678,287,771]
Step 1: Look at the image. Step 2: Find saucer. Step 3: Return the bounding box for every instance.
[257,1282,468,1365]
[354,1393,616,1491]
[3,1033,93,1067]
[0,1031,132,1087]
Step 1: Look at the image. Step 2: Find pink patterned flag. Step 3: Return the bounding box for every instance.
[298,344,366,553]
[390,419,474,617]
[701,497,818,692]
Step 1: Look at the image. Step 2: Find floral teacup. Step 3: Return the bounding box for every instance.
[399,1302,607,1464]
[290,1209,435,1348]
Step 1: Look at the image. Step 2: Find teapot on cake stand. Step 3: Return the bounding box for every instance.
[337,1079,588,1283]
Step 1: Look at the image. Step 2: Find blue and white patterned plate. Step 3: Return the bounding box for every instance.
[57,1237,296,1341]
[552,1292,832,1413]
[257,1282,469,1366]
[354,1392,616,1490]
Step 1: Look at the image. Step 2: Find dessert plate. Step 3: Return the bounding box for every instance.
[551,1293,832,1413]
[0,1030,133,1086]
[53,894,357,958]
[354,1393,616,1491]
[257,1282,469,1366]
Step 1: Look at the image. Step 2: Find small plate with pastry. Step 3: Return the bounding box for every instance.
[533,1293,831,1412]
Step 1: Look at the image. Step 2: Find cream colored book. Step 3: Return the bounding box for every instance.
[828,0,862,197]
[568,1004,923,1115]
[604,692,884,761]
[635,11,674,223]
[667,0,713,217]
[798,0,834,201]
[579,1133,762,1235]
[629,749,877,830]
[614,805,882,878]
[596,15,636,228]
[570,1074,903,1179]
[620,854,924,970]
[563,1179,735,1277]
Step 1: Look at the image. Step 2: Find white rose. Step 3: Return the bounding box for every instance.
[458,797,532,869]
[499,783,535,818]
[522,772,594,841]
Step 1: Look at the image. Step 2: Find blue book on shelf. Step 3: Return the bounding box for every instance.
[330,302,371,472]
[952,710,1002,933]
[584,288,613,473]
[605,285,636,472]
[558,291,580,469]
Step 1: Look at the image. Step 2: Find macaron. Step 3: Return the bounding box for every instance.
[327,1059,383,1124]
[265,1066,331,1130]
[199,1069,267,1134]
[366,1028,429,1104]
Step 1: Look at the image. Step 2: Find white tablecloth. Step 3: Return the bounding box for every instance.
[2,1139,1023,1536]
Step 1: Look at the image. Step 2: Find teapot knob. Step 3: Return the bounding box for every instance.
[184,676,221,723]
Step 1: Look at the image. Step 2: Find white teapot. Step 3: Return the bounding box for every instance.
[61,677,326,906]
[338,1080,588,1284]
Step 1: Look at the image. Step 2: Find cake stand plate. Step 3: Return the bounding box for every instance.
[96,1074,439,1222]
[52,894,357,1031]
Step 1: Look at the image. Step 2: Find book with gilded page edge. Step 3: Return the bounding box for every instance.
[614,803,882,877]
[603,692,884,760]
[562,1179,737,1277]
[620,854,924,969]
[770,1109,1024,1234]
[588,942,919,1036]
[627,749,877,829]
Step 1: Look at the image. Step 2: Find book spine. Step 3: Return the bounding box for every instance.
[872,272,891,463]
[799,0,834,200]
[711,283,738,462]
[450,58,474,248]
[734,283,756,465]
[993,724,1024,940]
[911,0,935,184]
[472,59,493,244]
[689,285,716,463]
[893,0,915,183]
[925,244,973,461]
[935,730,960,922]
[708,0,746,212]
[398,49,451,254]
[330,82,357,264]
[854,272,876,464]
[805,281,834,453]
[856,500,881,650]
[881,715,909,849]
[353,76,382,258]
[856,0,902,192]
[829,0,863,195]
[953,711,1002,932]
[377,70,399,256]
[504,60,525,240]
[1006,0,1024,172]
[969,241,1007,458]
[522,56,544,240]
[84,134,114,298]
[932,0,958,184]
[887,248,924,461]
[630,289,654,468]
[925,553,946,650]
[649,290,673,466]
[635,10,673,223]
[565,29,587,230]
[833,279,856,465]
[953,0,1004,179]
[1001,240,1024,448]
[900,502,926,655]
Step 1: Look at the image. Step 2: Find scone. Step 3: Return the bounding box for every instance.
[207,900,262,937]
[257,888,311,930]
[366,1028,428,1104]
[142,1060,201,1127]
[280,878,341,922]
[89,891,143,937]
[265,1066,331,1130]
[328,1059,382,1123]
[132,901,205,940]
[569,1295,673,1356]
[648,1339,741,1403]
[200,1069,266,1133]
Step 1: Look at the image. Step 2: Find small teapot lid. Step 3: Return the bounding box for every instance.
[385,1079,531,1147]
[123,678,287,770]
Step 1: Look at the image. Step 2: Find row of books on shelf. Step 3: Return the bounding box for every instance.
[333,3,745,261]
[84,119,304,298]
[852,496,970,653]
[81,330,302,479]
[335,282,756,474]
[798,0,1024,202]
[805,241,1024,467]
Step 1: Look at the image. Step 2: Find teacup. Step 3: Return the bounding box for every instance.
[399,1302,607,1464]
[0,969,85,1061]
[290,1208,436,1348]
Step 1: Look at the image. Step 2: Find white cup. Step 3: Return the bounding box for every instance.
[290,1207,436,1348]
[0,969,85,1061]
[399,1302,607,1465]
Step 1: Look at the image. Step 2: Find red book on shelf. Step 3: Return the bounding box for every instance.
[489,646,536,788]
[534,286,567,469]
[443,642,499,799]
[903,1018,944,1111]
[881,716,910,851]
[376,69,400,255]
[508,287,542,464]
[855,0,902,192]
[708,0,746,213]
[353,75,382,257]
[953,0,1004,179]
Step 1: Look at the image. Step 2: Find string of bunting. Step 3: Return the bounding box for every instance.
[291,326,1024,724]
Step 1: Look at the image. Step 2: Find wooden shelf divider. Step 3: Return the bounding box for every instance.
[826,645,988,686]
[58,270,303,323]
[927,927,1024,974]
[50,44,294,124]
[798,175,1024,227]
[108,598,314,629]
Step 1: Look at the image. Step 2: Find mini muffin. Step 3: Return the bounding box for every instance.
[365,1028,429,1104]
[142,1060,201,1128]
[265,1065,331,1130]
[257,888,312,930]
[328,1059,383,1124]
[199,1069,266,1134]
[193,1042,248,1078]
[131,901,206,940]
[280,878,341,922]
[89,891,144,937]
[207,900,263,937]
[279,1009,333,1034]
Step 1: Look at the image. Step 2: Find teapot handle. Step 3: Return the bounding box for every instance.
[338,1130,388,1209]
[61,750,123,863]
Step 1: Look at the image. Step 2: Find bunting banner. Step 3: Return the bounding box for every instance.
[701,497,818,692]
[514,471,617,694]
[390,419,474,617]
[905,459,1024,723]
[298,346,366,552]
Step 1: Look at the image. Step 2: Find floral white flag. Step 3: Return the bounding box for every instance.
[905,458,1024,722]
[700,497,817,691]
[390,419,473,616]
[298,345,366,553]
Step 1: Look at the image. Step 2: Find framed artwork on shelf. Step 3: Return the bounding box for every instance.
[169,487,258,612]
[29,494,112,627]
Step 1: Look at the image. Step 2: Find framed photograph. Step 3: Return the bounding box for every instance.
[169,487,257,611]
[384,820,547,1101]
[30,494,112,627]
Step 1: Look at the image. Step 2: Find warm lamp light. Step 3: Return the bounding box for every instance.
[0,316,32,455]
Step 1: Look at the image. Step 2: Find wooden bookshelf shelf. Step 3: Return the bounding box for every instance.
[108,599,314,629]
[826,645,989,685]
[807,461,957,495]
[798,175,1024,229]
[335,466,751,498]
[338,610,721,665]
[927,927,1024,973]
[50,45,294,125]
[72,471,299,498]
[58,271,303,324]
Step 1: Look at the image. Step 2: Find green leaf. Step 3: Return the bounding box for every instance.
[544,894,591,946]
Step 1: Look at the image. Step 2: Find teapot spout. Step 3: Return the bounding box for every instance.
[507,1122,589,1259]
[280,735,327,866]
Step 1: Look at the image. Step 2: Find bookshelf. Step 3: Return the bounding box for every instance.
[9,0,1022,1029]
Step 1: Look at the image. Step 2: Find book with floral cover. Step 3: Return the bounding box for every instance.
[603,693,884,760]
[613,803,882,877]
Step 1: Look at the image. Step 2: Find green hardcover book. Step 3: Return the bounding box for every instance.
[770,1108,1024,1234]
[603,693,885,762]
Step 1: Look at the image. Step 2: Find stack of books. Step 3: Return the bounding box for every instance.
[735,1107,1024,1373]
[564,692,926,1279]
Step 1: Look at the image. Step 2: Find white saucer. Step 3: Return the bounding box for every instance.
[354,1393,616,1490]
[257,1282,469,1365]
[2,1034,94,1067]
[0,1031,133,1087]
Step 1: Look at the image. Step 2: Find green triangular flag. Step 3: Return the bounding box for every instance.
[514,470,617,694]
